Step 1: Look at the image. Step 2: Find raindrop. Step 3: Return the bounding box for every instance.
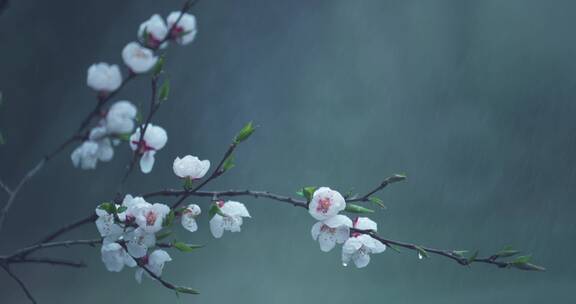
[342,262,348,267]
[418,252,423,260]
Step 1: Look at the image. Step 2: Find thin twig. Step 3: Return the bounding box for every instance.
[4,256,87,268]
[352,228,514,268]
[36,214,98,245]
[1,263,37,304]
[11,238,101,259]
[0,179,12,195]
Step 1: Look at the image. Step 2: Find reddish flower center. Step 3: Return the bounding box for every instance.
[131,140,155,154]
[145,211,157,226]
[320,224,336,234]
[316,197,332,214]
[217,200,225,208]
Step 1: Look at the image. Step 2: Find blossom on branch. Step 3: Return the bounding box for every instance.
[167,12,197,45]
[209,201,250,238]
[135,249,172,283]
[101,242,136,272]
[105,101,138,135]
[308,187,346,221]
[125,227,156,258]
[129,124,168,173]
[138,14,168,49]
[341,217,386,268]
[181,204,201,232]
[311,214,352,252]
[173,155,210,180]
[70,136,113,170]
[134,202,171,234]
[122,42,158,73]
[87,63,122,93]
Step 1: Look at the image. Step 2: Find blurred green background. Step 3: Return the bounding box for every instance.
[1,0,575,303]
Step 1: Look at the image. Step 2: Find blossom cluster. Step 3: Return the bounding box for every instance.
[308,187,386,268]
[72,11,198,172]
[96,154,251,280]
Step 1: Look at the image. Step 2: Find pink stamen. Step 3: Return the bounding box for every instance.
[316,197,332,214]
[145,211,157,226]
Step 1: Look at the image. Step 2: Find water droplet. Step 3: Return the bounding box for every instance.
[342,262,348,267]
[418,252,423,260]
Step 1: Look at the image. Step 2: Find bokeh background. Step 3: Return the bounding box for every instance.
[1,0,575,303]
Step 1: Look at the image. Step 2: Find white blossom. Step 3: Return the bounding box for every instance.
[121,42,158,73]
[341,234,386,268]
[340,217,385,268]
[129,124,168,173]
[181,204,201,232]
[138,14,168,48]
[167,12,197,45]
[95,206,123,243]
[87,63,122,92]
[101,242,136,272]
[209,201,250,238]
[353,216,378,231]
[308,187,346,221]
[311,214,352,252]
[105,101,137,134]
[135,249,172,283]
[172,155,210,179]
[70,131,113,170]
[125,227,156,258]
[134,202,171,234]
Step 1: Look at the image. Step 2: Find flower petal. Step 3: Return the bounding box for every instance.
[139,151,156,174]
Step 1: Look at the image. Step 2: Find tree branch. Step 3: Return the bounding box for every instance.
[1,263,37,304]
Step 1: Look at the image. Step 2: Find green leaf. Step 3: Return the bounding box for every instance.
[415,246,429,259]
[234,121,256,143]
[222,155,235,172]
[97,202,116,214]
[116,133,132,142]
[368,197,386,209]
[388,244,402,253]
[175,286,200,295]
[511,255,532,264]
[452,250,469,258]
[208,204,225,219]
[495,246,521,258]
[183,178,194,191]
[135,109,144,123]
[156,230,172,240]
[116,206,127,214]
[163,210,176,227]
[302,186,317,202]
[158,80,170,102]
[173,241,203,253]
[345,204,375,214]
[510,262,546,271]
[295,190,304,197]
[467,250,479,264]
[153,56,165,76]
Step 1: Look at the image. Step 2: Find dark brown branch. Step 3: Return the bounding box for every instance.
[352,228,544,270]
[4,257,87,268]
[145,189,307,208]
[1,263,37,304]
[37,214,97,245]
[347,174,407,203]
[10,238,101,259]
